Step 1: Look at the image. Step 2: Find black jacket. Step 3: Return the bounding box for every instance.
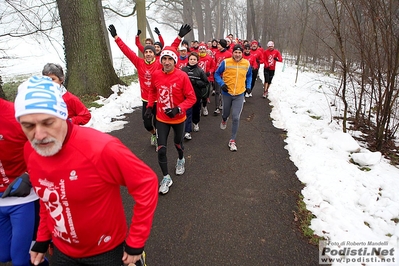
[182,64,209,100]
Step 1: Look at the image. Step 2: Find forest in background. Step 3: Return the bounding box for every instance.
[0,0,398,155]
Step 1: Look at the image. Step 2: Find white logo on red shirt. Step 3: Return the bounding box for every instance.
[69,170,78,181]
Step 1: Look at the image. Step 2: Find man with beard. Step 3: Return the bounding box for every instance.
[0,98,48,266]
[14,76,158,266]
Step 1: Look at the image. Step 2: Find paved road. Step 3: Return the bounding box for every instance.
[111,79,321,266]
[0,81,321,266]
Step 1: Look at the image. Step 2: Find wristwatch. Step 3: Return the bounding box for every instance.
[177,106,182,113]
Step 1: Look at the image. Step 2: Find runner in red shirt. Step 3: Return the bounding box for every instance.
[262,41,283,98]
[15,76,158,266]
[146,46,196,195]
[108,25,162,150]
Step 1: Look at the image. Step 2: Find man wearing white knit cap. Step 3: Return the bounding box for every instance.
[15,76,158,266]
[145,46,196,195]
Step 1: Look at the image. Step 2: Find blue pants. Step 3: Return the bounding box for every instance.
[0,200,39,266]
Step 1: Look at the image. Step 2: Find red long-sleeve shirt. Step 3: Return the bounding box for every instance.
[62,90,91,125]
[198,54,216,82]
[263,48,283,70]
[0,99,27,192]
[147,68,196,124]
[25,122,158,257]
[115,37,162,101]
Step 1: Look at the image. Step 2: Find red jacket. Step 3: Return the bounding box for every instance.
[0,99,27,192]
[26,122,158,257]
[263,48,282,70]
[250,48,264,69]
[176,56,188,70]
[198,53,216,82]
[148,68,196,124]
[214,49,232,69]
[62,89,91,125]
[115,37,162,101]
[243,52,257,69]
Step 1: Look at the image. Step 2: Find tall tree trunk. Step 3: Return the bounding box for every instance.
[248,0,257,40]
[203,0,213,41]
[193,0,204,42]
[295,0,309,83]
[137,0,146,57]
[56,0,121,97]
[182,0,194,41]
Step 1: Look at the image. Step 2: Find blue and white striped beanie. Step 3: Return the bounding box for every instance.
[14,76,68,120]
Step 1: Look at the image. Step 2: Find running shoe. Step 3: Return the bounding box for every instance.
[228,139,237,151]
[220,119,227,130]
[245,92,250,98]
[203,106,208,116]
[249,92,253,97]
[184,132,192,140]
[262,92,267,98]
[175,157,185,175]
[193,123,200,132]
[213,108,220,116]
[211,90,215,96]
[159,175,173,194]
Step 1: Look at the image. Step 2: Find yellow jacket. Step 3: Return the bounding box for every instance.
[214,57,252,96]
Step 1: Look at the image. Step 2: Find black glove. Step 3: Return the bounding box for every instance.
[165,107,180,118]
[221,84,228,92]
[274,57,279,61]
[144,107,153,119]
[154,27,161,36]
[178,24,192,38]
[31,240,52,254]
[2,173,31,198]
[137,29,142,36]
[206,72,210,77]
[108,25,117,37]
[246,88,252,94]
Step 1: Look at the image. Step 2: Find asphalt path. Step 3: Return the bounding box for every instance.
[111,79,321,266]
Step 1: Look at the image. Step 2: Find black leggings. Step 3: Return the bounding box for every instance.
[263,69,275,84]
[142,101,156,132]
[156,120,185,176]
[250,68,258,89]
[52,242,124,266]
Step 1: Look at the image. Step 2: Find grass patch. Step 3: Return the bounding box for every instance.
[295,194,322,245]
[3,80,20,101]
[120,74,138,85]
